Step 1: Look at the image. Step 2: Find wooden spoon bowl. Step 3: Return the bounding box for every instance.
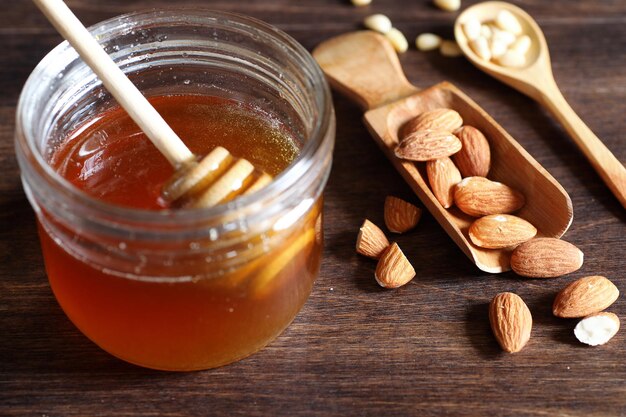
[454,1,626,208]
[313,31,572,273]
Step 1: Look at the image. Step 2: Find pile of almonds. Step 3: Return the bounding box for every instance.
[462,10,531,68]
[356,196,422,288]
[356,106,621,352]
[394,107,540,252]
[491,276,620,353]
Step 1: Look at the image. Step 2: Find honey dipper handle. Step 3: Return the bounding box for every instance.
[33,0,195,167]
[539,82,626,209]
[312,31,418,111]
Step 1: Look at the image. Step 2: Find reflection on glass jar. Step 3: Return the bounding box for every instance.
[15,10,335,371]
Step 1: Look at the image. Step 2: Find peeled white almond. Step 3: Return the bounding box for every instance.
[462,19,482,41]
[480,24,492,39]
[492,28,517,47]
[364,14,392,34]
[440,40,463,57]
[433,0,461,12]
[490,38,508,58]
[510,35,531,56]
[385,28,409,53]
[495,10,523,35]
[416,33,442,51]
[469,36,491,61]
[574,312,620,346]
[495,50,526,68]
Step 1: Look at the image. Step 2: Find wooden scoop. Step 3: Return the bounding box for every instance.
[313,31,572,273]
[454,1,626,209]
[34,0,271,208]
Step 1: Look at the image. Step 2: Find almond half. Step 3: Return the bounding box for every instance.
[426,157,462,208]
[553,276,619,318]
[489,292,532,353]
[375,243,416,288]
[384,196,422,233]
[574,312,620,346]
[468,214,537,249]
[511,238,583,278]
[454,176,525,217]
[395,130,462,161]
[400,108,463,139]
[452,125,491,177]
[356,219,390,259]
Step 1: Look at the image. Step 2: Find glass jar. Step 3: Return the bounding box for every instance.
[15,10,334,371]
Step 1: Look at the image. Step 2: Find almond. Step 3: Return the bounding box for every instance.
[511,238,583,278]
[384,196,422,233]
[400,108,463,139]
[553,276,619,318]
[356,219,390,259]
[468,214,537,249]
[489,292,532,353]
[426,157,462,208]
[452,126,491,177]
[574,312,620,346]
[374,242,416,288]
[455,177,525,217]
[394,130,462,161]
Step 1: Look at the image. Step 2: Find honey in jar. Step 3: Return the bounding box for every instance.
[15,10,334,371]
[37,95,322,370]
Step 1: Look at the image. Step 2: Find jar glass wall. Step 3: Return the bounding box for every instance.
[15,10,334,371]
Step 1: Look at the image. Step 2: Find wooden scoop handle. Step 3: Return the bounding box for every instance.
[33,0,195,167]
[537,82,626,209]
[312,31,418,111]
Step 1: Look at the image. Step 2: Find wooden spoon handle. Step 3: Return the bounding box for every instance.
[313,31,418,111]
[33,0,194,167]
[539,84,626,209]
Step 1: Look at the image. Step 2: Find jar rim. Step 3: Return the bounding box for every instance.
[16,8,334,226]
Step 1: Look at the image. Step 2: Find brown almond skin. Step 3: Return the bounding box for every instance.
[426,157,462,208]
[452,126,491,177]
[511,238,584,278]
[553,276,619,318]
[489,292,532,353]
[375,243,416,288]
[469,214,537,249]
[400,108,463,139]
[356,219,390,259]
[395,130,462,161]
[454,177,525,217]
[384,196,422,233]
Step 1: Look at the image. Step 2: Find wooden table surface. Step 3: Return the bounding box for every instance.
[1,0,625,415]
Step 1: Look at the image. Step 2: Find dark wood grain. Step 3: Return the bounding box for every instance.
[1,1,625,416]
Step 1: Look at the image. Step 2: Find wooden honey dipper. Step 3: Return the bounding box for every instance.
[34,0,272,208]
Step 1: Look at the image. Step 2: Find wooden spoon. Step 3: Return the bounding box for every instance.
[33,0,271,208]
[313,31,572,273]
[454,1,626,209]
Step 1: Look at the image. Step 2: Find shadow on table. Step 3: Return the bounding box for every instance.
[465,302,501,360]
